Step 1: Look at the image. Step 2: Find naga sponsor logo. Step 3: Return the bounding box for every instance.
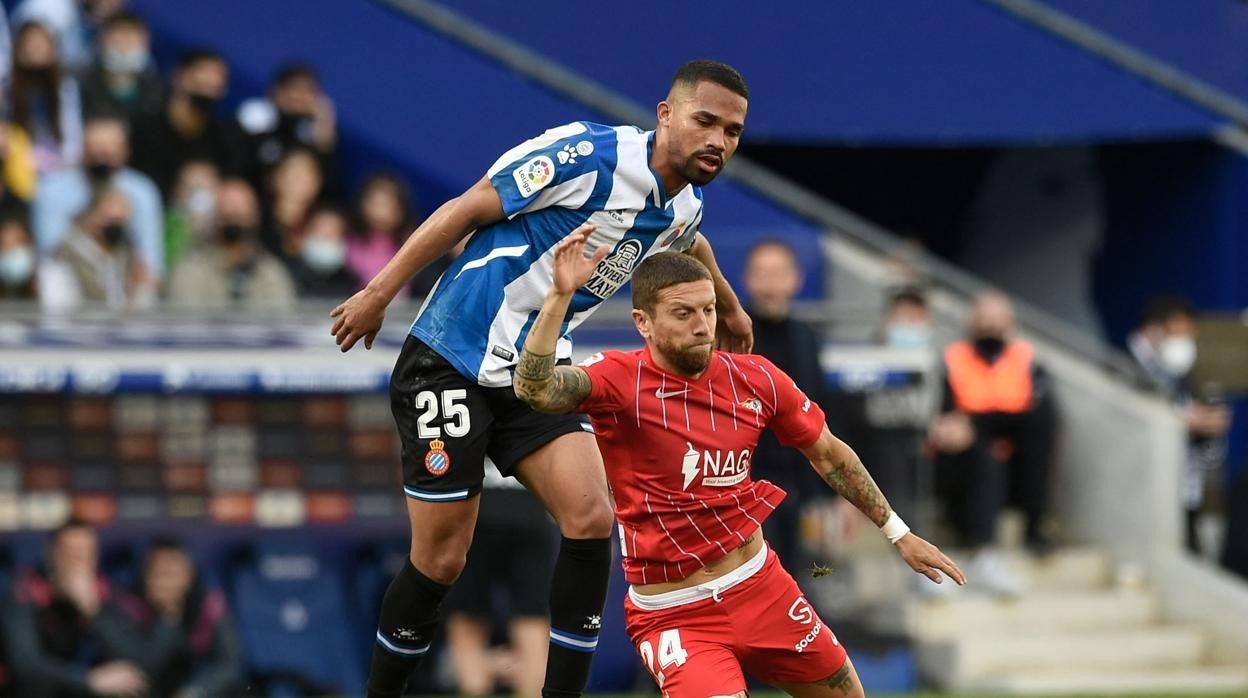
[680,441,751,489]
[584,239,644,299]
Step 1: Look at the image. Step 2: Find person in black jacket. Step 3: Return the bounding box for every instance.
[742,239,834,569]
[0,520,147,698]
[114,537,243,698]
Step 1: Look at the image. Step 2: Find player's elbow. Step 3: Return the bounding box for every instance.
[513,380,554,413]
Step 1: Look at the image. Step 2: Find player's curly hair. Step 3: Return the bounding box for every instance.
[672,59,749,100]
[631,252,713,314]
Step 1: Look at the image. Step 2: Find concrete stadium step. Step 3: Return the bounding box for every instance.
[910,588,1157,638]
[1001,547,1111,591]
[848,547,1113,606]
[947,624,1206,676]
[966,665,1248,695]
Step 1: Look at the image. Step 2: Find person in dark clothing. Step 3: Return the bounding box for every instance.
[742,240,833,569]
[0,519,148,698]
[287,203,359,298]
[929,291,1057,595]
[237,63,341,199]
[77,12,165,124]
[129,48,248,201]
[113,537,243,698]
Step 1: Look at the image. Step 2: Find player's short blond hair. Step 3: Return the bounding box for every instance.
[631,252,712,314]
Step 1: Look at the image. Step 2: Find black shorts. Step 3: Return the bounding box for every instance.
[390,336,591,502]
[442,487,555,619]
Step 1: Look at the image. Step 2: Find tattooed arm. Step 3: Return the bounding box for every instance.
[798,426,892,527]
[513,224,608,414]
[799,424,967,585]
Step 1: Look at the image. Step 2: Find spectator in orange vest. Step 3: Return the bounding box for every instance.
[928,291,1057,595]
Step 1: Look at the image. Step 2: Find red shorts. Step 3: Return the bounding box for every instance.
[624,547,847,697]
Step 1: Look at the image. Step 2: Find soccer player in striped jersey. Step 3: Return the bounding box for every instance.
[515,230,965,698]
[331,61,754,698]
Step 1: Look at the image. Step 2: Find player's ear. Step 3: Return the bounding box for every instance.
[656,100,672,128]
[631,308,650,338]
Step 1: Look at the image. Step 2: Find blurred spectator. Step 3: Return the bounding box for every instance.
[846,287,938,529]
[0,120,39,205]
[12,0,126,72]
[0,6,10,95]
[443,471,553,698]
[0,212,40,301]
[79,11,164,124]
[237,63,340,196]
[348,173,414,293]
[130,48,248,200]
[288,204,359,298]
[1127,295,1231,554]
[33,113,165,278]
[263,146,324,260]
[41,186,155,311]
[742,240,841,569]
[10,20,84,172]
[0,519,149,698]
[167,178,296,310]
[113,537,244,698]
[163,159,220,270]
[928,291,1057,594]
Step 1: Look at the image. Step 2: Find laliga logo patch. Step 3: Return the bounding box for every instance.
[425,438,451,476]
[512,155,555,197]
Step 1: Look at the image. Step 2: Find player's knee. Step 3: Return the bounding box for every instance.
[556,497,615,539]
[409,540,470,585]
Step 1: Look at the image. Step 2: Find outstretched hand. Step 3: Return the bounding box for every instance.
[330,286,387,352]
[552,223,609,295]
[896,533,966,586]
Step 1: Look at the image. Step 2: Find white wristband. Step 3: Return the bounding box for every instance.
[881,512,910,544]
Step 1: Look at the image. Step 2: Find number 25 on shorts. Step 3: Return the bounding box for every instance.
[638,629,688,686]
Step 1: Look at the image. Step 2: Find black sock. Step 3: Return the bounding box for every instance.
[366,560,451,698]
[543,536,612,698]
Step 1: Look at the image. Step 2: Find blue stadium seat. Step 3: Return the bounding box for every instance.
[231,548,365,697]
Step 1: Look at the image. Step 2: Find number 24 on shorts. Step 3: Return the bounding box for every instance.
[413,389,471,439]
[638,629,688,686]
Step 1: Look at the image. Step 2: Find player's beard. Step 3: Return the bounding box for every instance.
[680,150,724,186]
[658,337,713,375]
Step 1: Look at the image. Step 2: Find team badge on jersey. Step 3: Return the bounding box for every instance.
[585,238,644,299]
[740,397,763,414]
[425,438,451,476]
[513,155,555,197]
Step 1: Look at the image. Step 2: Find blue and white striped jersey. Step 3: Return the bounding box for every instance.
[410,121,704,387]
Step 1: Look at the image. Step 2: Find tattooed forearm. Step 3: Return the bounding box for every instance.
[822,456,891,527]
[514,364,590,415]
[515,349,555,383]
[817,663,855,692]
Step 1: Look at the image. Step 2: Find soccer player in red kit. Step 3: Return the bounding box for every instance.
[514,226,965,698]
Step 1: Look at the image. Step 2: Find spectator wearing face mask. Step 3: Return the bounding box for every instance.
[41,186,154,311]
[927,291,1058,595]
[288,204,359,298]
[1128,295,1232,554]
[33,112,164,278]
[9,20,84,173]
[164,159,220,270]
[130,48,248,201]
[0,211,41,301]
[237,63,340,197]
[167,178,295,310]
[78,11,164,124]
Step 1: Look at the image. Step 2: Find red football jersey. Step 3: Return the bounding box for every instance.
[577,347,826,584]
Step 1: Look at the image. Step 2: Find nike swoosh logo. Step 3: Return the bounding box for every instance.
[655,388,690,399]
